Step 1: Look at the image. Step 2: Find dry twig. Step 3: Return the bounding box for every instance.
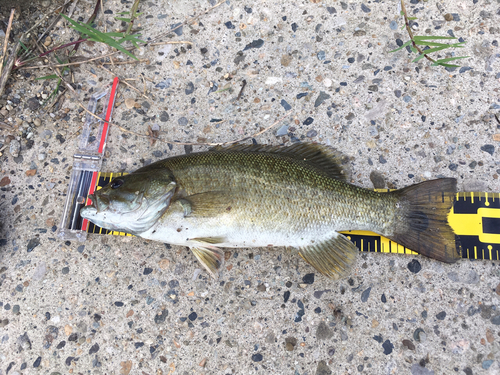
[0,8,16,78]
[99,64,150,99]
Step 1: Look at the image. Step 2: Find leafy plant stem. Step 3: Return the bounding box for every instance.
[126,0,142,36]
[71,0,102,55]
[400,0,438,65]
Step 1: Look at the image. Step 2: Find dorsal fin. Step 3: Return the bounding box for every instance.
[211,143,350,181]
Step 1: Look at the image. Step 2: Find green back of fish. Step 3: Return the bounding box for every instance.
[134,143,391,234]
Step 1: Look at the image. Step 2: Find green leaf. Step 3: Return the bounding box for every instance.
[115,17,131,22]
[413,35,456,41]
[410,45,418,53]
[19,40,29,53]
[414,41,465,48]
[116,11,130,15]
[61,14,138,60]
[432,56,469,64]
[434,62,461,68]
[389,39,412,53]
[36,74,59,80]
[408,17,417,20]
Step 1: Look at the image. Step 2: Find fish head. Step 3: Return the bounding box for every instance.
[80,171,176,234]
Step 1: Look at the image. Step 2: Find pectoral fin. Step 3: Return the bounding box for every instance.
[181,192,233,217]
[190,244,225,278]
[298,233,357,280]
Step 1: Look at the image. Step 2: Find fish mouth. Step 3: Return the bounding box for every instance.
[86,193,110,213]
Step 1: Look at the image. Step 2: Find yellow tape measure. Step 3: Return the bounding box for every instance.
[86,173,500,260]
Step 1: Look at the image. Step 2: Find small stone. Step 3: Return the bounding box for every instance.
[411,364,435,375]
[317,51,326,60]
[495,282,500,296]
[314,91,330,107]
[414,328,426,342]
[185,82,194,95]
[491,314,500,325]
[316,321,333,340]
[407,259,422,273]
[276,125,289,136]
[306,130,317,138]
[27,97,40,111]
[482,360,494,370]
[444,13,453,21]
[9,139,20,158]
[188,312,198,321]
[303,117,314,126]
[159,111,169,122]
[402,339,415,350]
[154,309,168,324]
[281,55,292,67]
[389,20,398,30]
[33,356,42,368]
[480,144,495,156]
[243,39,264,51]
[361,287,371,302]
[61,267,69,275]
[178,117,188,126]
[302,273,315,284]
[89,343,99,354]
[143,267,153,275]
[361,4,371,13]
[436,311,446,320]
[251,353,263,362]
[27,238,40,252]
[316,360,332,375]
[285,337,297,351]
[382,340,393,355]
[280,99,291,111]
[0,176,10,186]
[125,98,136,109]
[369,171,385,189]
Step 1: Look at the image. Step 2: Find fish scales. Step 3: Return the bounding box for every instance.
[150,150,396,239]
[80,143,461,279]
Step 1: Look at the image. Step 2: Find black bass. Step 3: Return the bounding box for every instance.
[80,144,461,279]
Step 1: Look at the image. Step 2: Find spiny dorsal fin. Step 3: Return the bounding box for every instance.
[298,232,358,280]
[211,143,349,181]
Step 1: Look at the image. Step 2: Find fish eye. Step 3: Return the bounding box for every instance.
[110,179,124,189]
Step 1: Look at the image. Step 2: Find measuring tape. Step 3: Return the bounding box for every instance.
[81,172,500,260]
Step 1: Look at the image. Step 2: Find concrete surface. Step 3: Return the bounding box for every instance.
[1,0,500,374]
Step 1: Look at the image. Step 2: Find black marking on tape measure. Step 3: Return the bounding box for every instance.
[483,217,500,235]
[454,193,500,214]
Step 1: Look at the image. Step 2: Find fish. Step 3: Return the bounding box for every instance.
[80,143,461,279]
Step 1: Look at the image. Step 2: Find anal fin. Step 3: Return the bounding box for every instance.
[298,233,357,280]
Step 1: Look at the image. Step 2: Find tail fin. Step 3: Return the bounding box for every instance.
[389,178,461,263]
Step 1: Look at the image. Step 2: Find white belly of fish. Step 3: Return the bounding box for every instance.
[140,206,338,249]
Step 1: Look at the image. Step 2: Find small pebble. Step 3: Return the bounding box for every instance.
[361,287,371,302]
[302,273,315,284]
[280,99,291,111]
[314,91,330,107]
[303,117,314,126]
[407,259,421,274]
